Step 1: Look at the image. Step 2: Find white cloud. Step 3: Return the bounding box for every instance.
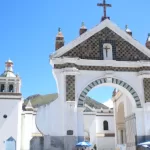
[103,99,113,108]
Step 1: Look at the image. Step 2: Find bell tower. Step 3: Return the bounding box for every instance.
[0,59,22,150]
[0,59,21,93]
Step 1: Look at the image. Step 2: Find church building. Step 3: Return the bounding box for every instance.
[1,1,150,150]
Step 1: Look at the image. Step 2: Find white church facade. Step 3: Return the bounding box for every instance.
[1,5,150,150]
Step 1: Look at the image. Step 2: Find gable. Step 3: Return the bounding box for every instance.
[60,27,150,61]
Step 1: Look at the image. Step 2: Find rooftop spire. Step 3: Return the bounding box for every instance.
[147,33,150,42]
[56,27,64,37]
[146,33,150,49]
[97,0,112,22]
[55,27,64,50]
[125,25,132,36]
[79,22,87,35]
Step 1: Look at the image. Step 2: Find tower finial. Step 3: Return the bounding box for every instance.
[97,0,112,22]
[81,22,84,27]
[58,27,61,32]
[5,59,13,72]
[146,33,150,49]
[79,22,87,35]
[55,28,64,50]
[125,25,132,36]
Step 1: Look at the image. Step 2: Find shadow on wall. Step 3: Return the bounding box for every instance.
[29,136,81,150]
[30,136,44,150]
[30,136,65,150]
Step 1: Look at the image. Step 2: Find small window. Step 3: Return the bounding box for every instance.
[103,121,109,130]
[1,84,4,92]
[9,85,13,92]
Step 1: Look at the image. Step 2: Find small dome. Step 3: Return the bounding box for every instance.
[0,72,16,77]
[7,59,13,63]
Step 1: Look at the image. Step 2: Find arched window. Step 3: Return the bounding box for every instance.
[1,84,4,92]
[9,85,13,92]
[5,137,16,150]
[103,121,109,130]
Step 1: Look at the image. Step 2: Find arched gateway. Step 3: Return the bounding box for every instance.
[36,19,150,150]
[78,77,141,108]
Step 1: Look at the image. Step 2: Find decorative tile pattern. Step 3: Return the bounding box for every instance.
[61,27,150,61]
[66,75,75,101]
[78,78,141,108]
[143,78,150,102]
[54,63,150,72]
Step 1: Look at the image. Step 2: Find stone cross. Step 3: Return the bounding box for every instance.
[103,46,110,57]
[97,0,112,19]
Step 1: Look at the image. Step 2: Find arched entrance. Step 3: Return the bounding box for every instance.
[78,77,141,108]
[77,77,141,150]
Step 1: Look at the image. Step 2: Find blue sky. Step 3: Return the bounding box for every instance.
[0,0,150,102]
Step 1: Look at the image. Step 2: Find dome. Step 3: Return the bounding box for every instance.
[0,71,16,77]
[6,59,13,63]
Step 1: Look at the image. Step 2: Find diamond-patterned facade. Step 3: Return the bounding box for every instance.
[144,78,150,102]
[61,27,150,61]
[66,75,75,101]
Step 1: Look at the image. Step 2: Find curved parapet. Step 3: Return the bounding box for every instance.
[35,98,64,136]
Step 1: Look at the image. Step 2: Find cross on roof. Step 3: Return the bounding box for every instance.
[97,0,112,21]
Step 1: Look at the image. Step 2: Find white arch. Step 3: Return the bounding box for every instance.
[78,77,142,108]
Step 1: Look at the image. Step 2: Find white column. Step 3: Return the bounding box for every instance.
[135,109,145,137]
[77,107,84,139]
[118,130,121,144]
[123,129,126,144]
[113,101,118,147]
[5,81,8,92]
[14,82,17,93]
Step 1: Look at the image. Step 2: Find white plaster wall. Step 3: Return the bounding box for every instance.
[143,103,150,135]
[0,99,22,150]
[136,108,145,136]
[96,115,114,133]
[32,115,40,134]
[36,71,65,136]
[21,112,41,150]
[77,109,84,136]
[96,137,115,150]
[36,70,83,137]
[83,114,95,132]
[89,118,96,145]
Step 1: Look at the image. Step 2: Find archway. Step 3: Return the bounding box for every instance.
[78,77,141,150]
[78,77,141,108]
